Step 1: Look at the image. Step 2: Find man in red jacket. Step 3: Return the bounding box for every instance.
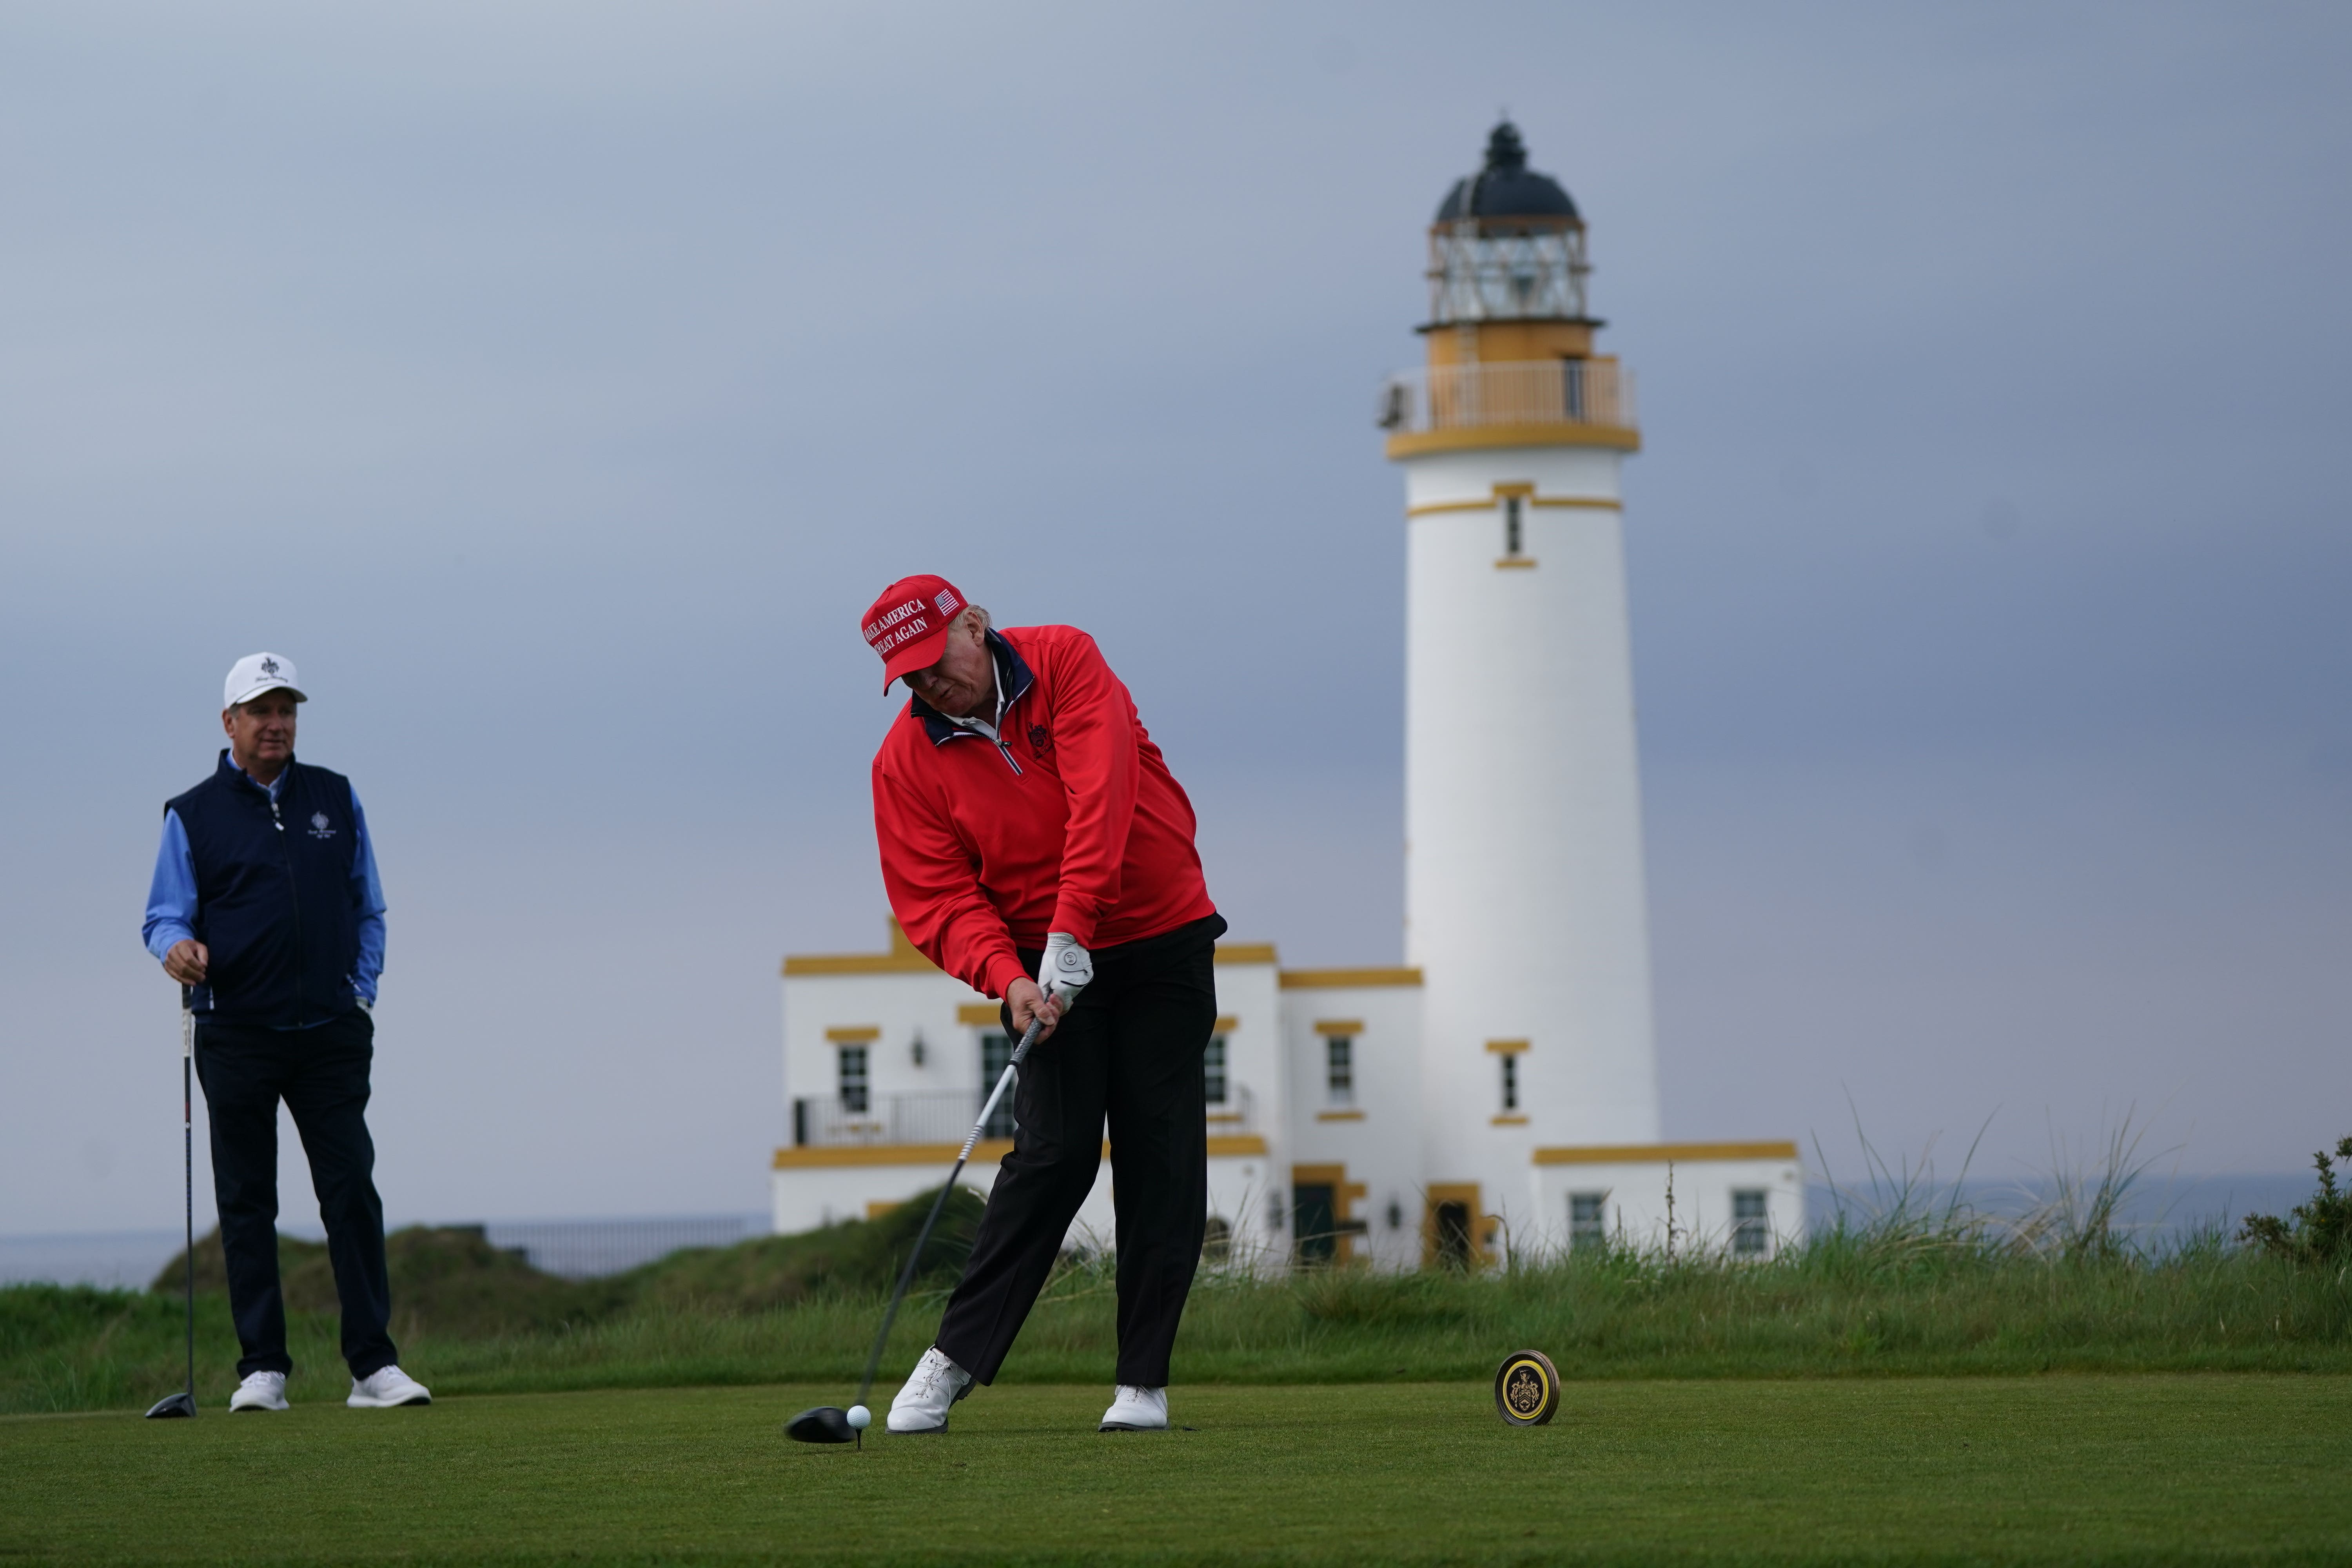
[863,574,1225,1434]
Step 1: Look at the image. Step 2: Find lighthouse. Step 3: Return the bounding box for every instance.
[1383,122,1662,1249]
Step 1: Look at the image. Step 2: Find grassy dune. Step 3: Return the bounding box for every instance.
[6,1189,2348,1415]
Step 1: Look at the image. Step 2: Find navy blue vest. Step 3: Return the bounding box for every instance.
[167,752,362,1027]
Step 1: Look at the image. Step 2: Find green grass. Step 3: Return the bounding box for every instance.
[3,1377,2348,1564]
[8,1214,2350,1415]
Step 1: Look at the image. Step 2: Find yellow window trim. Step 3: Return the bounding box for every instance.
[1312,1018,1365,1036]
[1491,481,1535,497]
[1421,1183,1499,1269]
[824,1026,881,1044]
[1213,1014,1240,1033]
[1485,1038,1531,1054]
[1531,1140,1801,1166]
[1214,942,1278,965]
[955,1003,1001,1027]
[1279,966,1423,990]
[1491,1114,1530,1126]
[1207,1134,1270,1157]
[1316,1109,1367,1122]
[1495,557,1538,570]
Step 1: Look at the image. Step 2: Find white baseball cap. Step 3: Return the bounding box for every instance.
[223,652,307,709]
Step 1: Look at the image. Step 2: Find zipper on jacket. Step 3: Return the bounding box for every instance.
[269,792,308,1018]
[993,739,1023,777]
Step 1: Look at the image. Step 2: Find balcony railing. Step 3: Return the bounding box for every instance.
[1377,359,1636,437]
[794,1091,995,1149]
[792,1088,1256,1149]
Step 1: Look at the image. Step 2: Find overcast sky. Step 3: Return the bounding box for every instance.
[4,1,2346,1236]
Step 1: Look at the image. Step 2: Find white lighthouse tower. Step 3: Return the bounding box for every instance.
[1383,122,1662,1255]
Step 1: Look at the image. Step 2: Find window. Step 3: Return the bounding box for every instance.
[837,1045,869,1114]
[1503,495,1524,557]
[1570,1191,1609,1252]
[1499,1052,1518,1112]
[1325,1036,1354,1104]
[1732,1189,1770,1257]
[978,1032,1018,1139]
[1203,1034,1228,1105]
[1202,1215,1232,1264]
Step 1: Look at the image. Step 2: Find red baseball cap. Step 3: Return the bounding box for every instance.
[861,574,969,689]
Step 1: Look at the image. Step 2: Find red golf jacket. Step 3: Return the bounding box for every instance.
[871,624,1216,999]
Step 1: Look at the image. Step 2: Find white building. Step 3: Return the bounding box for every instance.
[773,123,1800,1268]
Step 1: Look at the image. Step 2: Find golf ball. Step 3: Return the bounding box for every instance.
[846,1404,872,1430]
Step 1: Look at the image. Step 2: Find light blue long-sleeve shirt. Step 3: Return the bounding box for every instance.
[142,760,386,1013]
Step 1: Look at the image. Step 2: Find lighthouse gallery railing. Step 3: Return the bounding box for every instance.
[1377,359,1636,436]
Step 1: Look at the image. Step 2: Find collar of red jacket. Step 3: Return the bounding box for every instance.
[906,629,1036,745]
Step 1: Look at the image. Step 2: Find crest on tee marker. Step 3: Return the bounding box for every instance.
[1493,1348,1560,1426]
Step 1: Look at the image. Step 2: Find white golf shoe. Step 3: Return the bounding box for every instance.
[886,1346,972,1434]
[228,1371,289,1412]
[1100,1385,1168,1432]
[346,1365,432,1408]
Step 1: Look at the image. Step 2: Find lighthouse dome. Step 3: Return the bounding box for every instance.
[1434,122,1579,225]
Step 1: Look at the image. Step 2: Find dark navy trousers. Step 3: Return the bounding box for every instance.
[935,914,1221,1389]
[194,1010,398,1380]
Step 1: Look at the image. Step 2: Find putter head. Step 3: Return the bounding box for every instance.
[784,1405,856,1445]
[145,1391,198,1420]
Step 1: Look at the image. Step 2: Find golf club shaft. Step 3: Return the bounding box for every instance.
[182,1009,194,1404]
[854,1014,1045,1406]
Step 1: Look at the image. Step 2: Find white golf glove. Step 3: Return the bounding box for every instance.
[1039,932,1093,1011]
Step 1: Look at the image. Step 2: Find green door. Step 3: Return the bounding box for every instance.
[1435,1201,1473,1270]
[1294,1183,1338,1265]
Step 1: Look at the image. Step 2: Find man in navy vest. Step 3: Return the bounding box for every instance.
[142,652,430,1412]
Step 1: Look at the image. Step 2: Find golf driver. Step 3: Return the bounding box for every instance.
[146,1008,198,1420]
[786,1013,1046,1447]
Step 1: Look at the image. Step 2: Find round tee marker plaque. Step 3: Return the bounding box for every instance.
[1494,1348,1561,1426]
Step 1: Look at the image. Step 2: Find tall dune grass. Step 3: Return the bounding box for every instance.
[9,1199,2345,1414]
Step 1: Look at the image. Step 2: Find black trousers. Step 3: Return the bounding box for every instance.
[194,1010,398,1380]
[935,913,1223,1389]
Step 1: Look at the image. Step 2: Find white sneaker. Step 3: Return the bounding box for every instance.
[1100,1385,1168,1431]
[228,1371,289,1412]
[346,1365,432,1408]
[886,1346,972,1434]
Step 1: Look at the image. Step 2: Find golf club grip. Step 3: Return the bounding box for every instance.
[854,1014,1044,1406]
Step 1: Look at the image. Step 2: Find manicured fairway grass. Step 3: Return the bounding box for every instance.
[3,1377,2347,1565]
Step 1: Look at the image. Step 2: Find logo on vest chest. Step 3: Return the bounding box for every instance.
[308,812,337,840]
[1028,724,1052,754]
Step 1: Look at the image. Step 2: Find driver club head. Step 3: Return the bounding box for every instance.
[784,1405,857,1445]
[145,1392,198,1420]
